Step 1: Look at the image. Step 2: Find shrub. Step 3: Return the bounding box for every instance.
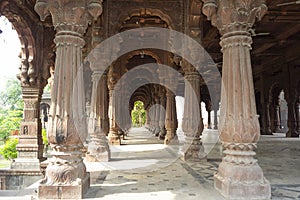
[0,138,18,160]
[42,129,48,146]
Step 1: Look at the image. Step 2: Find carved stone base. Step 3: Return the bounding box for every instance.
[159,128,166,140]
[181,138,206,161]
[164,131,178,145]
[261,129,273,135]
[108,132,121,145]
[86,130,111,162]
[214,162,271,200]
[38,173,90,199]
[86,143,110,162]
[286,129,299,137]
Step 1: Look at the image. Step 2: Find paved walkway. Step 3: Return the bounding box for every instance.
[0,127,300,199]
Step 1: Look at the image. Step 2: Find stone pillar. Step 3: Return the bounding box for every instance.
[86,71,110,162]
[103,76,110,136]
[296,97,300,133]
[273,98,281,133]
[202,1,271,199]
[12,86,44,170]
[206,102,212,129]
[145,108,150,129]
[158,93,167,140]
[164,89,178,145]
[108,65,121,145]
[286,93,298,137]
[34,1,103,199]
[153,86,161,136]
[213,109,218,129]
[261,97,273,135]
[181,71,206,161]
[212,99,219,130]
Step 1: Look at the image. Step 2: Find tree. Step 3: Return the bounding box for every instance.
[0,78,23,142]
[0,138,18,160]
[0,109,22,141]
[131,101,146,127]
[0,78,23,110]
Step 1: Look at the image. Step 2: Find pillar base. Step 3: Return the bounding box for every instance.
[214,162,271,200]
[38,173,90,199]
[158,128,166,140]
[108,133,121,145]
[164,134,178,145]
[180,136,207,161]
[286,129,299,137]
[181,146,207,161]
[260,129,273,135]
[86,144,110,162]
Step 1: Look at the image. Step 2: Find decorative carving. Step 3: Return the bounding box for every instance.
[202,0,271,199]
[34,0,103,198]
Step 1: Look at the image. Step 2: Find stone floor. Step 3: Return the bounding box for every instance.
[0,127,300,199]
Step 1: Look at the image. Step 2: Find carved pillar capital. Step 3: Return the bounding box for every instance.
[35,0,102,34]
[202,0,267,35]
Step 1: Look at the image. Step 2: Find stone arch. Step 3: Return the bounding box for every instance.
[124,50,163,65]
[0,0,54,86]
[117,8,174,31]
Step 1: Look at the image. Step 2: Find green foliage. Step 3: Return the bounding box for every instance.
[0,78,23,110]
[42,129,48,146]
[0,109,22,142]
[0,78,23,160]
[0,138,18,160]
[131,101,146,127]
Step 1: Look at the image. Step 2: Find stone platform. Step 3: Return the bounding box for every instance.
[0,128,299,199]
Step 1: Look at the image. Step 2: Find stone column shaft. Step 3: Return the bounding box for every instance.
[181,72,205,161]
[34,0,103,198]
[207,109,212,129]
[158,95,167,140]
[154,97,161,136]
[296,97,300,133]
[164,89,178,144]
[202,1,271,199]
[273,99,281,132]
[108,89,121,145]
[86,72,110,162]
[213,109,218,129]
[286,96,298,137]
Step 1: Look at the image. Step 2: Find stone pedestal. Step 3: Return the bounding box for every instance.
[202,0,271,199]
[12,86,44,171]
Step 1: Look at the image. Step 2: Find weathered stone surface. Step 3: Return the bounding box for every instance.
[202,0,271,199]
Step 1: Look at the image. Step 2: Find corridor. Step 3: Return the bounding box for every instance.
[84,127,224,200]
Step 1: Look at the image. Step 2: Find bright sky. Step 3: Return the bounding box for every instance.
[0,16,21,92]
